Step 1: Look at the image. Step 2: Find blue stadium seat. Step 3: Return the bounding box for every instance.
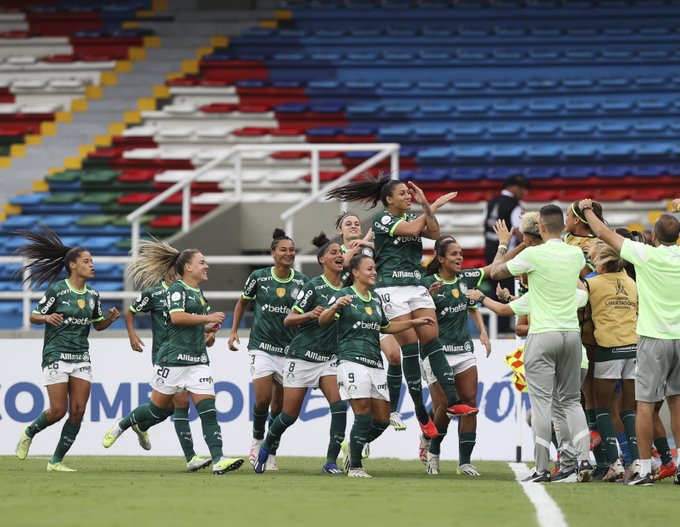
[636,143,672,157]
[489,123,522,137]
[451,124,485,138]
[562,122,595,135]
[527,144,562,160]
[564,144,599,160]
[600,143,635,159]
[453,145,490,162]
[490,145,525,160]
[378,126,413,141]
[561,166,594,179]
[414,124,449,139]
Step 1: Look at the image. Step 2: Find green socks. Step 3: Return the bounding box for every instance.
[327,401,347,464]
[26,411,52,438]
[196,399,223,463]
[386,363,403,413]
[429,425,448,456]
[654,436,673,465]
[366,420,389,444]
[423,338,459,405]
[268,411,281,455]
[120,402,169,431]
[252,405,268,440]
[263,412,297,451]
[138,406,173,432]
[587,408,607,467]
[349,413,372,469]
[595,408,619,463]
[173,407,196,462]
[620,411,639,461]
[401,343,428,424]
[50,421,81,463]
[459,432,477,465]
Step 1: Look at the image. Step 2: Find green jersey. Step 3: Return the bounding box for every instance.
[422,269,484,355]
[156,280,210,366]
[32,279,104,368]
[242,267,308,356]
[129,281,169,364]
[372,210,424,287]
[288,274,342,362]
[331,286,390,369]
[340,243,374,284]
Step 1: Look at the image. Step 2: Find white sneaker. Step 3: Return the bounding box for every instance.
[389,412,406,431]
[361,442,370,459]
[186,455,211,472]
[426,452,440,475]
[603,459,624,482]
[419,434,431,465]
[457,463,481,477]
[629,459,642,478]
[347,467,372,478]
[249,438,262,465]
[266,455,278,471]
[131,424,151,451]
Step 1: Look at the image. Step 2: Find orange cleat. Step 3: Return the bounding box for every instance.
[418,417,438,439]
[446,403,479,418]
[589,431,602,450]
[655,461,677,481]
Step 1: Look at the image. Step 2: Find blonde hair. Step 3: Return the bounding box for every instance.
[588,240,625,273]
[520,212,540,238]
[125,238,185,290]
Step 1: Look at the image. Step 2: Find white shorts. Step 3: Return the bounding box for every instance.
[249,349,285,384]
[284,358,337,388]
[375,285,435,320]
[421,352,476,385]
[43,361,92,386]
[594,358,636,380]
[337,361,389,401]
[151,364,215,396]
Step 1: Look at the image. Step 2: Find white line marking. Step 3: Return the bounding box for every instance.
[509,462,568,527]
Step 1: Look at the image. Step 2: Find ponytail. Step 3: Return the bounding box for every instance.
[326,172,403,209]
[312,232,334,264]
[271,228,293,251]
[125,237,181,290]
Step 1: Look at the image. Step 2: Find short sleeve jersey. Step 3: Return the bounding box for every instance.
[242,267,308,356]
[156,280,210,366]
[287,275,342,362]
[340,243,374,284]
[505,240,585,333]
[331,286,390,369]
[32,279,103,368]
[422,268,484,354]
[372,210,424,287]
[620,239,680,339]
[509,289,589,316]
[129,281,169,364]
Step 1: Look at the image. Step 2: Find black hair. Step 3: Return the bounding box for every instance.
[334,211,361,231]
[343,253,373,287]
[539,204,565,234]
[312,232,336,264]
[326,172,405,209]
[425,234,458,275]
[13,225,88,287]
[654,214,680,244]
[570,200,604,230]
[271,228,293,250]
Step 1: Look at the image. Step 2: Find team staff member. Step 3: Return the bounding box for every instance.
[254,233,347,475]
[14,225,120,471]
[229,229,308,469]
[319,254,435,478]
[489,205,593,483]
[337,211,405,431]
[124,241,211,472]
[578,198,680,486]
[327,175,477,440]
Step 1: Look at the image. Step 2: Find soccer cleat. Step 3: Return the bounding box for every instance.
[102,420,123,448]
[674,469,680,486]
[322,463,344,474]
[426,452,440,475]
[576,460,593,482]
[249,438,262,465]
[131,424,151,451]
[419,434,431,464]
[446,403,479,418]
[347,467,372,478]
[361,442,370,459]
[47,461,76,472]
[266,455,278,471]
[551,467,577,483]
[253,446,270,474]
[186,455,211,472]
[389,412,407,431]
[626,472,654,486]
[341,440,351,473]
[589,431,602,450]
[419,417,438,439]
[603,459,624,483]
[591,465,608,481]
[457,463,481,477]
[523,470,551,483]
[655,461,677,481]
[213,456,244,475]
[628,459,642,479]
[15,428,32,460]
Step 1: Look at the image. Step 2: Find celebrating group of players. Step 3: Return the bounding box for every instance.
[11,176,680,485]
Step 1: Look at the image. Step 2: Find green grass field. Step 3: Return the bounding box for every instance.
[1,456,677,527]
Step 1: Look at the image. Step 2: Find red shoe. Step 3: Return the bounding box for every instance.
[589,431,602,450]
[655,461,677,481]
[418,417,438,439]
[446,403,479,418]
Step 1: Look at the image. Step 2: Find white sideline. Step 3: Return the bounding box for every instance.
[509,462,568,527]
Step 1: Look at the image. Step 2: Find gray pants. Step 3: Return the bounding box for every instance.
[525,331,590,473]
[552,368,588,470]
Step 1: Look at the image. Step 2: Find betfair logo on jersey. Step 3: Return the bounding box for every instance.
[393,235,421,244]
[439,303,468,317]
[276,288,286,298]
[352,320,381,331]
[365,306,373,316]
[63,317,92,326]
[77,299,86,309]
[261,304,290,314]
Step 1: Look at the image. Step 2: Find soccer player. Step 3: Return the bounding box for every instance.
[337,211,405,431]
[318,254,435,477]
[253,233,346,474]
[564,200,604,254]
[124,242,211,472]
[578,198,680,486]
[102,241,243,475]
[228,229,307,469]
[327,175,477,440]
[14,225,120,471]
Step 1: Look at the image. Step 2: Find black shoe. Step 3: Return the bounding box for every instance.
[627,473,655,486]
[523,470,551,483]
[673,470,680,486]
[551,466,577,482]
[592,464,608,481]
[576,460,593,482]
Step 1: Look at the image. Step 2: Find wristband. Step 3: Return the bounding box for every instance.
[478,294,486,304]
[581,205,593,212]
[498,244,508,251]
